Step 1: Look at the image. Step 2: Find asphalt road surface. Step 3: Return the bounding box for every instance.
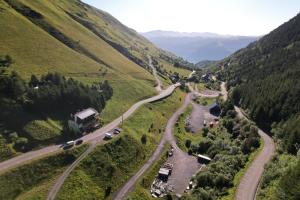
[0,85,179,174]
[221,82,275,200]
[46,65,180,200]
[235,106,275,200]
[114,93,200,199]
[187,83,220,98]
[220,82,228,101]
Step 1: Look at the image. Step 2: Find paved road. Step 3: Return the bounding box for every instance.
[187,83,220,98]
[46,62,179,200]
[47,142,97,200]
[220,82,228,101]
[235,107,275,200]
[148,55,162,92]
[220,82,275,200]
[0,86,179,174]
[114,93,198,199]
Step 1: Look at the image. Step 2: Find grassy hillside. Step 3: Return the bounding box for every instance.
[0,144,88,200]
[0,0,191,158]
[0,89,185,200]
[56,90,186,199]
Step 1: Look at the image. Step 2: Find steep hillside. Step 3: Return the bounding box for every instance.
[218,13,300,200]
[0,0,191,113]
[0,0,191,158]
[222,13,300,130]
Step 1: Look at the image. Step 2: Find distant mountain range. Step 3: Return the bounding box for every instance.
[142,30,259,63]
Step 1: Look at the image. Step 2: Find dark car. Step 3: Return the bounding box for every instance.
[75,139,83,145]
[113,128,122,134]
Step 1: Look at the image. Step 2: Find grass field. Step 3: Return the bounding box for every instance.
[174,104,204,152]
[23,119,62,141]
[56,89,186,199]
[127,145,170,200]
[0,0,191,162]
[0,144,88,200]
[194,96,216,106]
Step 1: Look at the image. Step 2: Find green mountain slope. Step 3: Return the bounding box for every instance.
[217,13,300,200]
[0,0,191,108]
[0,0,191,157]
[221,13,300,130]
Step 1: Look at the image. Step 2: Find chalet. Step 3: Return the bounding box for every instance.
[68,108,99,134]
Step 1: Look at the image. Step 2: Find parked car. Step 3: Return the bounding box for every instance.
[113,128,122,134]
[63,140,75,149]
[75,139,83,145]
[104,132,113,140]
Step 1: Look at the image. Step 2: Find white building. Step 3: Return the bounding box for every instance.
[68,108,99,134]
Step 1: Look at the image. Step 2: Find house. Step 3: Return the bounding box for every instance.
[68,108,99,134]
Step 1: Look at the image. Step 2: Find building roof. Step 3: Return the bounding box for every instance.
[75,108,98,120]
[159,168,170,176]
[197,154,212,161]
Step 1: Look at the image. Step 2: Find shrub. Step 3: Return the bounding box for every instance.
[141,134,147,144]
[185,139,191,148]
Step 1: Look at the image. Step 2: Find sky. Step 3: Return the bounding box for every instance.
[83,0,300,36]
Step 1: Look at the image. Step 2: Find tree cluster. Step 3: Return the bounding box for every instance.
[26,73,113,114]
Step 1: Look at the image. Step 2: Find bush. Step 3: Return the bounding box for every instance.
[185,139,191,148]
[141,134,147,144]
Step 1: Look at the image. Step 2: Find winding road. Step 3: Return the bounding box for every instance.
[46,57,178,200]
[234,107,275,200]
[0,84,178,174]
[220,82,275,200]
[114,93,200,199]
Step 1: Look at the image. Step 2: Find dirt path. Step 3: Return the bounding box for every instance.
[235,107,275,200]
[148,55,162,92]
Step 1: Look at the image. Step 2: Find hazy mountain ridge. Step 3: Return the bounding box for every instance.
[142,30,259,63]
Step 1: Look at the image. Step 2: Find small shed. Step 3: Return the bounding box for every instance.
[158,167,170,181]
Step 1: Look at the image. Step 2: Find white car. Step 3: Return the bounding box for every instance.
[104,132,113,139]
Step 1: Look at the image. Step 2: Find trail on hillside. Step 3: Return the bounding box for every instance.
[148,55,163,92]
